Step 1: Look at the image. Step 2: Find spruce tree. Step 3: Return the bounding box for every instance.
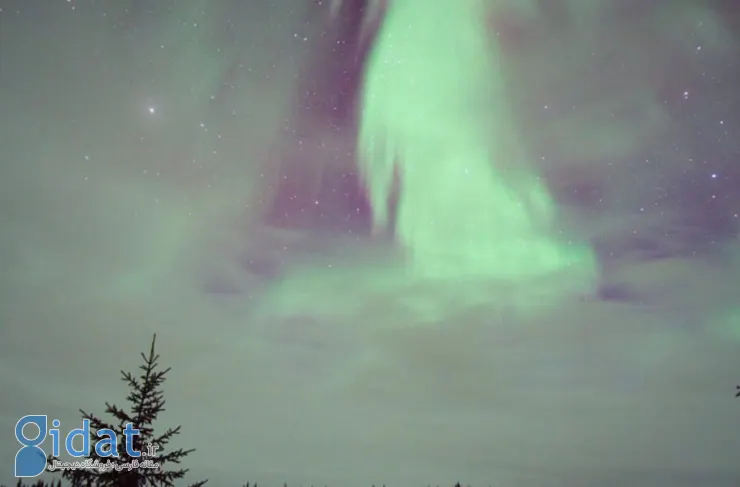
[47,334,207,487]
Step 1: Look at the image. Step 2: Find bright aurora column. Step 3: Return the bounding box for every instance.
[357,0,595,281]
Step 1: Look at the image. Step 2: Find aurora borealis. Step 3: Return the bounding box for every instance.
[1,1,740,485]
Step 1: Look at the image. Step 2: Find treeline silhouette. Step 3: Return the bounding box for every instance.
[5,482,473,487]
[5,336,738,486]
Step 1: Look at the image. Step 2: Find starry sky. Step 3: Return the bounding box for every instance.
[1,1,740,486]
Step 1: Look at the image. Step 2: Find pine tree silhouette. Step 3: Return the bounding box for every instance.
[46,334,207,487]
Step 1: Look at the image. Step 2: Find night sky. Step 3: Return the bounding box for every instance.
[1,1,740,486]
